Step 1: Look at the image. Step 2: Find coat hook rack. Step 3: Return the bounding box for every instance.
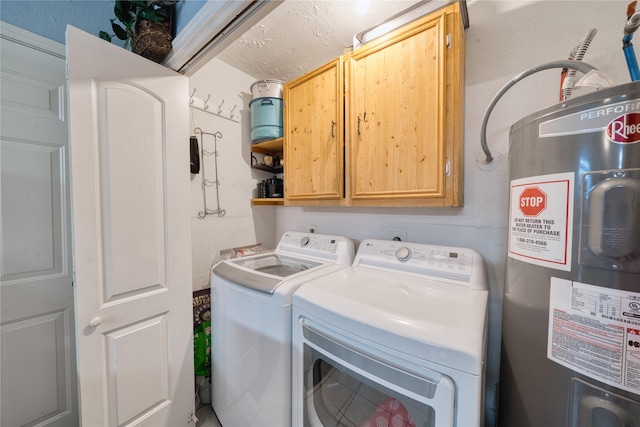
[189,87,239,123]
[194,127,226,218]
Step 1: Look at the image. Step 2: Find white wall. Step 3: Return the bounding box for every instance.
[189,58,278,290]
[272,1,632,425]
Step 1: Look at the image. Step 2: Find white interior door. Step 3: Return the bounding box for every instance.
[0,23,79,427]
[66,26,194,426]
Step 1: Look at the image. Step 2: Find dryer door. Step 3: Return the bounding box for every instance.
[300,324,455,427]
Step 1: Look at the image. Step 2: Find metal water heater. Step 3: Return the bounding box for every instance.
[499,81,640,426]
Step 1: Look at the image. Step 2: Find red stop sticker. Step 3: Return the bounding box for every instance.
[519,187,547,216]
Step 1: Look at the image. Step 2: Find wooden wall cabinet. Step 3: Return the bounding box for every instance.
[283,2,464,207]
[346,2,464,207]
[284,57,345,205]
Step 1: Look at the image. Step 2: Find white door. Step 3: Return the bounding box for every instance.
[0,23,79,427]
[66,26,194,426]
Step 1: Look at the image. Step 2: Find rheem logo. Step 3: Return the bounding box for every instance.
[607,112,640,144]
[519,187,547,216]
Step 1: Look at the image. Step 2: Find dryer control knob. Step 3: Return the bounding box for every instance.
[395,247,412,261]
[301,236,310,246]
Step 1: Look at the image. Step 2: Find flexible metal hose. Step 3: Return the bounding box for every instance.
[480,60,597,163]
[562,29,598,100]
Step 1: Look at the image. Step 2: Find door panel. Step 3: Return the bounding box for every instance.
[284,58,344,203]
[96,82,166,301]
[1,141,64,279]
[1,310,72,426]
[66,26,194,426]
[106,315,170,425]
[0,23,78,427]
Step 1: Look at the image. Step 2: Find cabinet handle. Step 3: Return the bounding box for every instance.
[331,120,336,138]
[357,112,367,136]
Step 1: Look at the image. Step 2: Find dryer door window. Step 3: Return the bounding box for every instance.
[301,325,455,427]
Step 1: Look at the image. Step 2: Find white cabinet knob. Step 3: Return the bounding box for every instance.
[89,317,102,327]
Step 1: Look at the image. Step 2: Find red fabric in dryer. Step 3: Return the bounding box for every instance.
[360,398,416,427]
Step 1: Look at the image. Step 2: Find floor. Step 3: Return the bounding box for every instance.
[196,403,222,427]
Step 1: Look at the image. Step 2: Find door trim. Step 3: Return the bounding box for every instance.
[0,21,64,58]
[162,1,282,76]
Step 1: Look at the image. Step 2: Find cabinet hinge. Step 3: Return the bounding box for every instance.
[445,161,451,176]
[446,34,452,49]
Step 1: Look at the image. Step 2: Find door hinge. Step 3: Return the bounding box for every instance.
[445,160,451,176]
[186,412,198,423]
[446,34,452,49]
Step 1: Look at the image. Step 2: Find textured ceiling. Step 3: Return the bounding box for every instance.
[216,0,422,82]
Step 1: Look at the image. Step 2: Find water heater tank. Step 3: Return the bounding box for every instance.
[500,81,640,426]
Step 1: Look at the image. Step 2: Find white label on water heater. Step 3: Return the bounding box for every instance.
[508,172,574,271]
[548,277,640,394]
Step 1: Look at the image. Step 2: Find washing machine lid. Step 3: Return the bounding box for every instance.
[212,232,355,295]
[293,266,488,375]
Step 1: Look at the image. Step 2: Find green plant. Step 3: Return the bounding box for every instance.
[99,1,175,50]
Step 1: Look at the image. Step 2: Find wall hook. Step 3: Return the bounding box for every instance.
[188,92,239,123]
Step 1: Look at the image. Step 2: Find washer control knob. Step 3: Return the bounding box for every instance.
[395,247,412,261]
[301,236,310,246]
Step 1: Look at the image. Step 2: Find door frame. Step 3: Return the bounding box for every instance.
[0,21,65,59]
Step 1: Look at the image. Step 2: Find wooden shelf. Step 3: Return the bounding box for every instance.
[251,197,284,206]
[251,137,283,155]
[251,138,284,206]
[251,164,283,174]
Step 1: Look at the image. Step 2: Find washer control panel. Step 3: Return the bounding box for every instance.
[277,231,355,265]
[354,239,486,290]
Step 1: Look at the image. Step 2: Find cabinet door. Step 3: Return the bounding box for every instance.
[347,3,463,207]
[284,58,344,204]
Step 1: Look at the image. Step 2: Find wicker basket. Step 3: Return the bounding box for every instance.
[133,19,172,63]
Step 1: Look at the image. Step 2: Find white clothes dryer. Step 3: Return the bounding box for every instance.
[292,239,489,427]
[210,231,354,427]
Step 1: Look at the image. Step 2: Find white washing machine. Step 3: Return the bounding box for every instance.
[292,239,489,427]
[210,231,355,427]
